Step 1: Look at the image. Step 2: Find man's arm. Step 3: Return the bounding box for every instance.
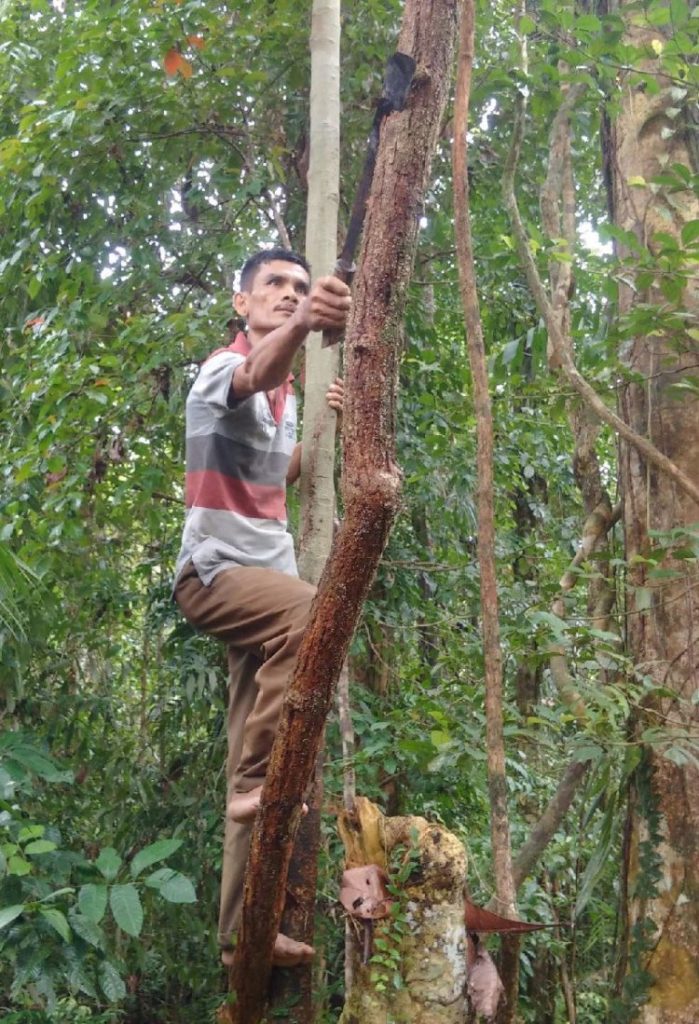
[231,278,350,400]
[286,378,344,486]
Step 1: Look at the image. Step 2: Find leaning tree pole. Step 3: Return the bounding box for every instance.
[222,1,460,1021]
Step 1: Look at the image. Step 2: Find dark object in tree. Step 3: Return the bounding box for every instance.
[322,50,416,348]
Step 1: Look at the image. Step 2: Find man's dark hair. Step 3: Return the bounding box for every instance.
[239,248,310,292]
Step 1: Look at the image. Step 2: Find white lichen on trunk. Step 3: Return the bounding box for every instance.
[339,801,468,1024]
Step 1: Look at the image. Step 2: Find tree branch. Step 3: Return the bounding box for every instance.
[453,0,516,924]
[502,87,699,508]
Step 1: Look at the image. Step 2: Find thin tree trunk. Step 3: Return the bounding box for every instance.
[268,3,341,1019]
[223,2,458,1018]
[297,0,342,585]
[452,4,518,1021]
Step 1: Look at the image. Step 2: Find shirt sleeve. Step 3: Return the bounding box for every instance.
[192,351,246,414]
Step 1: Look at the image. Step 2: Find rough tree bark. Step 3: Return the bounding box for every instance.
[452,4,519,1021]
[338,799,468,1024]
[223,1,459,1019]
[268,3,341,1019]
[610,4,699,1021]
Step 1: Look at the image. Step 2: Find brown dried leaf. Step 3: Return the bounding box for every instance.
[187,34,205,50]
[467,945,505,1020]
[163,48,182,76]
[465,899,550,934]
[339,864,393,920]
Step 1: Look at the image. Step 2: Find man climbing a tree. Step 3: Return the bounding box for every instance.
[173,247,351,967]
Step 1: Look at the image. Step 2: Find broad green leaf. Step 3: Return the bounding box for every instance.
[95,847,122,881]
[18,825,44,842]
[99,961,126,1003]
[78,883,108,923]
[144,867,176,890]
[158,872,197,904]
[24,839,57,855]
[130,838,183,879]
[109,883,144,936]
[68,912,106,949]
[8,855,31,876]
[39,907,71,942]
[0,904,24,929]
[681,220,699,246]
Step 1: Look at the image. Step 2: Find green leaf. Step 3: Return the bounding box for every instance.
[95,847,122,881]
[519,14,536,34]
[69,912,106,949]
[24,839,57,855]
[0,904,24,929]
[144,867,176,889]
[681,220,699,246]
[18,825,44,842]
[99,961,126,1002]
[78,883,108,923]
[129,837,183,879]
[109,883,143,936]
[8,855,31,876]
[158,871,197,904]
[39,907,71,942]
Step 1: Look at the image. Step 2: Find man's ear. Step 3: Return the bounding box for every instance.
[233,291,248,318]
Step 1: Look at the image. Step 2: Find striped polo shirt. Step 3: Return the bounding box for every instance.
[174,332,298,586]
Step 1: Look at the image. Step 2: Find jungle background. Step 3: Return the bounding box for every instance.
[1,0,698,1021]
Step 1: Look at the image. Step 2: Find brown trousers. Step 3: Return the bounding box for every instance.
[174,561,315,946]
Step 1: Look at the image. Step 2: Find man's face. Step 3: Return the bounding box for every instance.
[234,259,310,340]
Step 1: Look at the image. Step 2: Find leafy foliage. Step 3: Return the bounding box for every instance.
[1,0,698,1020]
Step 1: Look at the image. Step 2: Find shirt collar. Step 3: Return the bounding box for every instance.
[229,331,294,383]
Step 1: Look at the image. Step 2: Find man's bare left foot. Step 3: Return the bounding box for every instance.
[220,933,314,968]
[227,786,263,823]
[228,786,309,824]
[272,932,315,967]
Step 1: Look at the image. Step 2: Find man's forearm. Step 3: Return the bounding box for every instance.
[233,318,308,398]
[286,443,302,486]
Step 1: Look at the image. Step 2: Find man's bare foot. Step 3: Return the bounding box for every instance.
[272,932,315,967]
[227,786,309,824]
[227,786,264,823]
[220,933,314,968]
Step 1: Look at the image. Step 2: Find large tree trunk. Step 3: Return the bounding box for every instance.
[224,1,459,1020]
[611,4,699,1021]
[269,3,341,1020]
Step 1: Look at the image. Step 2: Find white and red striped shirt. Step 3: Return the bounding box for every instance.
[175,332,298,586]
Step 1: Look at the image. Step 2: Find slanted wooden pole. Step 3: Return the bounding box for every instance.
[223,2,459,1020]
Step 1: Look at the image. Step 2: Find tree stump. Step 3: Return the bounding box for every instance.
[339,798,468,1024]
